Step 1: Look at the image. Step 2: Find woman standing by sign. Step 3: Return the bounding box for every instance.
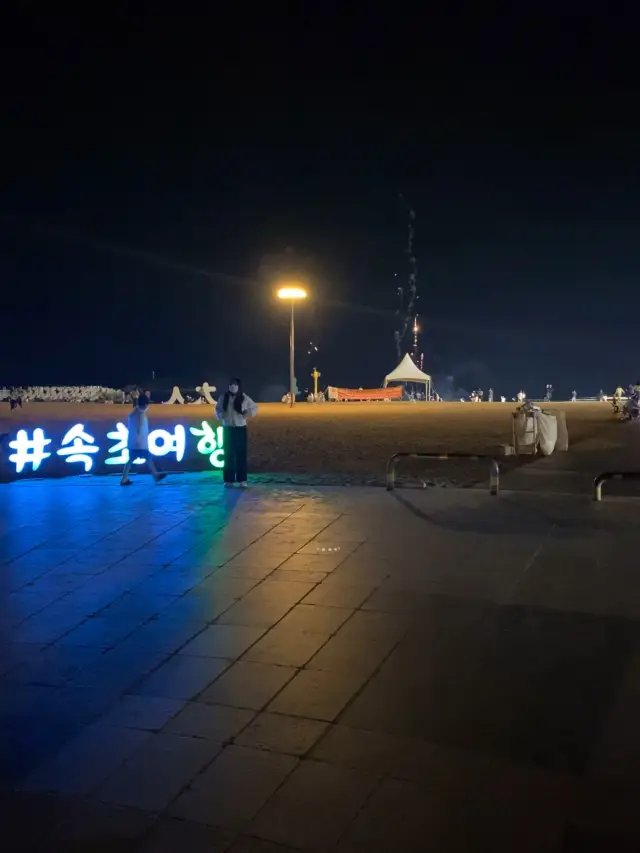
[215,378,258,487]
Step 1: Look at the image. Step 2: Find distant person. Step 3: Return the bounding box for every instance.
[571,390,577,402]
[215,378,258,488]
[488,388,493,402]
[121,394,166,486]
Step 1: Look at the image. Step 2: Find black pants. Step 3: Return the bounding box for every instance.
[223,426,247,483]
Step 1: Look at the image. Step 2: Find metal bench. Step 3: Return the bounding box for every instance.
[593,471,640,501]
[386,452,500,495]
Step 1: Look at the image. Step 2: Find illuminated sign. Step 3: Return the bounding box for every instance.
[189,422,224,469]
[57,424,99,472]
[7,421,224,475]
[8,428,52,473]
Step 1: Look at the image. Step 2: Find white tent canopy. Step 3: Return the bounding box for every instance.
[384,353,432,399]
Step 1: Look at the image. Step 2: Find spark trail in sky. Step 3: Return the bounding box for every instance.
[394,198,419,360]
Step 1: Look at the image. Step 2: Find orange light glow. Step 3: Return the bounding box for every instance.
[277,286,307,300]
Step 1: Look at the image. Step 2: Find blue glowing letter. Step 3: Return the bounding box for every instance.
[148,426,186,462]
[57,423,99,472]
[8,428,52,473]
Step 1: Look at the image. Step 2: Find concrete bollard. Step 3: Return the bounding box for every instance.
[556,410,569,451]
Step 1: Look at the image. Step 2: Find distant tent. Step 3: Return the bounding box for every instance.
[384,353,432,399]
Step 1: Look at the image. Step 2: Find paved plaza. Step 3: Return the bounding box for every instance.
[1,472,640,851]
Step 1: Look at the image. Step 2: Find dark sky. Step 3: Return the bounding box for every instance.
[2,8,639,396]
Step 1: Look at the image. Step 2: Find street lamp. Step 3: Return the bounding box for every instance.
[277,285,307,407]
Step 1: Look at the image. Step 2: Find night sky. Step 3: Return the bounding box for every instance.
[3,9,639,398]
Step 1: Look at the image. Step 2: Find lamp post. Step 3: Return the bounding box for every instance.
[311,367,321,398]
[277,285,307,407]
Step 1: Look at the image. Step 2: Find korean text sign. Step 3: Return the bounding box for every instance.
[4,420,225,478]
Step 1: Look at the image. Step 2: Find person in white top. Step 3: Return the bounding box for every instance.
[121,394,166,486]
[215,378,258,487]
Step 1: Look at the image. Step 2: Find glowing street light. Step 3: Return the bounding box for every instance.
[277,284,308,407]
[277,286,307,300]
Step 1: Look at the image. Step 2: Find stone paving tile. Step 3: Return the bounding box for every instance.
[0,641,45,677]
[311,723,438,779]
[130,569,208,597]
[136,816,235,852]
[297,539,361,556]
[179,625,267,659]
[267,669,365,722]
[170,744,298,830]
[120,615,209,654]
[277,552,348,573]
[161,590,238,625]
[69,637,168,693]
[342,603,634,773]
[214,597,297,628]
[19,722,151,796]
[268,519,332,537]
[236,712,328,756]
[305,610,412,679]
[212,563,279,580]
[42,681,129,730]
[99,694,186,731]
[49,799,155,850]
[301,580,379,609]
[249,759,379,852]
[96,732,221,812]
[334,775,566,853]
[190,574,264,599]
[58,614,144,648]
[0,715,81,789]
[246,579,316,604]
[0,791,91,852]
[224,551,291,571]
[100,591,179,620]
[510,541,640,619]
[360,587,435,613]
[268,568,328,584]
[242,625,333,668]
[0,682,58,722]
[134,655,231,700]
[10,609,90,644]
[27,570,90,591]
[588,651,640,781]
[2,642,104,687]
[199,660,297,710]
[311,723,578,814]
[258,534,315,551]
[164,701,255,740]
[326,559,395,586]
[2,589,67,627]
[276,603,354,634]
